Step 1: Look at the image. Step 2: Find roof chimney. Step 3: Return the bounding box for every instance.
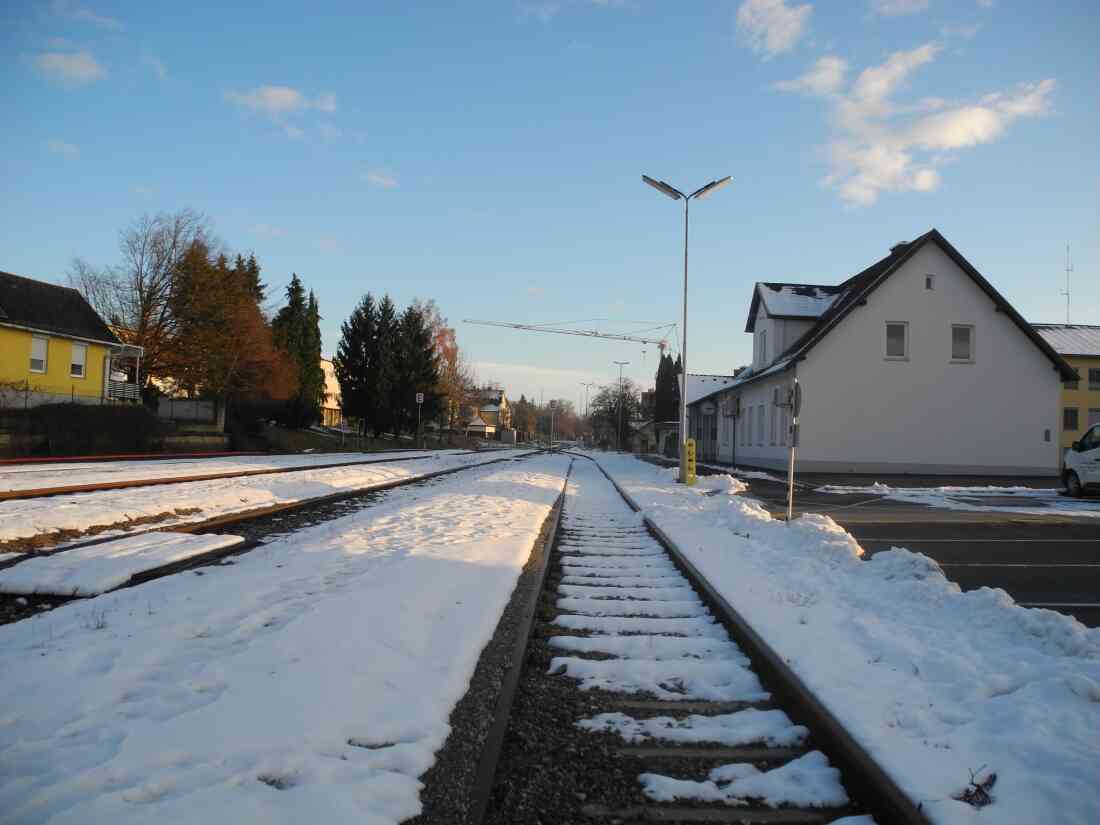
[890,241,910,254]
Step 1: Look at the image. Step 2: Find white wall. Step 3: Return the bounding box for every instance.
[795,242,1061,475]
[729,375,794,471]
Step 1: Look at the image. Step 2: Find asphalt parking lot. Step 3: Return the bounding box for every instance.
[742,475,1100,628]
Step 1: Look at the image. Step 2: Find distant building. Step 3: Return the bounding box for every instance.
[0,270,141,407]
[687,229,1073,475]
[1032,324,1100,451]
[463,386,512,438]
[319,357,344,427]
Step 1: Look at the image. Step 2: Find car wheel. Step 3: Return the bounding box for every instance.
[1065,471,1083,498]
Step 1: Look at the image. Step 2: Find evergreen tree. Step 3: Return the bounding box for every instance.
[654,353,682,422]
[272,274,324,426]
[392,304,441,437]
[369,295,399,437]
[334,293,376,432]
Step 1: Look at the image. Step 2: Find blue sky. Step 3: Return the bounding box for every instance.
[3,0,1097,409]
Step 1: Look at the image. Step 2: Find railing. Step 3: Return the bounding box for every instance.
[108,381,141,400]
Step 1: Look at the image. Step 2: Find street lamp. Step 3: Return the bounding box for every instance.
[579,381,597,447]
[642,174,732,483]
[613,361,630,452]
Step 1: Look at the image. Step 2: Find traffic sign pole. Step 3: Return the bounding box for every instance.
[416,392,424,449]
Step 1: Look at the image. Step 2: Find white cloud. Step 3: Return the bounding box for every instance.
[871,0,929,16]
[45,37,72,48]
[526,286,545,297]
[283,124,305,139]
[35,50,106,85]
[774,55,847,96]
[50,0,123,31]
[977,0,994,7]
[736,0,812,58]
[779,44,1056,205]
[45,138,79,157]
[520,1,562,22]
[224,85,337,118]
[365,170,398,189]
[318,123,343,139]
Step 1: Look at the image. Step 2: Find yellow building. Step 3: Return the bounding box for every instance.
[319,357,345,427]
[0,270,137,407]
[1034,324,1100,450]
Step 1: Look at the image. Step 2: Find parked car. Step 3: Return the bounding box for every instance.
[1064,423,1100,497]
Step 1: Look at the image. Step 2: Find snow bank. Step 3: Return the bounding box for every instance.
[818,482,1100,518]
[0,450,524,548]
[0,454,569,824]
[0,532,245,596]
[590,453,1100,825]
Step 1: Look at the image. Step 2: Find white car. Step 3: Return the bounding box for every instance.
[1064,423,1100,497]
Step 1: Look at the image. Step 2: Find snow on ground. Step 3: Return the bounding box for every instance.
[0,451,447,494]
[0,453,570,825]
[577,708,807,747]
[0,552,24,563]
[639,751,849,808]
[818,482,1100,517]
[589,452,1100,825]
[0,450,526,549]
[0,533,246,596]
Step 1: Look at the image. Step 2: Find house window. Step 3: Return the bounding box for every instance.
[757,329,767,366]
[885,322,908,359]
[770,403,777,445]
[757,405,764,446]
[30,336,48,373]
[70,342,87,378]
[1064,407,1079,432]
[951,324,974,362]
[1090,409,1100,428]
[1065,370,1080,390]
[779,407,787,447]
[925,274,935,290]
[1090,368,1100,391]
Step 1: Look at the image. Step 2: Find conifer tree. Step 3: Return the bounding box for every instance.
[335,293,376,432]
[272,274,324,426]
[370,295,399,437]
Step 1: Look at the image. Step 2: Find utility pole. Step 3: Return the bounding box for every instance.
[614,361,630,452]
[1063,242,1073,324]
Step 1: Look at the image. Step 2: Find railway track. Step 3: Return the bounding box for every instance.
[476,455,928,825]
[0,449,463,501]
[0,450,537,625]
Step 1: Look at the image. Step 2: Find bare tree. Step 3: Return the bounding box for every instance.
[69,209,209,391]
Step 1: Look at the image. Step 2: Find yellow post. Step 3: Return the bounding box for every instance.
[685,438,697,486]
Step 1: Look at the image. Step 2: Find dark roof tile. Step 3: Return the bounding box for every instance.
[0,270,121,345]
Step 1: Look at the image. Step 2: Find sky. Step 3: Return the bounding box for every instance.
[3,0,1098,411]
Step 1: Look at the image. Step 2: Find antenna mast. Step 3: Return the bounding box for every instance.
[1062,242,1073,324]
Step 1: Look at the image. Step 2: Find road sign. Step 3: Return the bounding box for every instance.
[415,392,424,404]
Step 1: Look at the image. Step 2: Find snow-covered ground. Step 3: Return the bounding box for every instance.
[0,533,246,596]
[0,450,526,550]
[818,482,1100,517]
[0,451,450,495]
[0,453,570,824]
[587,452,1100,825]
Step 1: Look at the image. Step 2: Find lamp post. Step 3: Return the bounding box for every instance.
[579,381,597,447]
[642,174,732,483]
[613,360,630,452]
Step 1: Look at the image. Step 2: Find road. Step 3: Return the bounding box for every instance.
[743,476,1100,627]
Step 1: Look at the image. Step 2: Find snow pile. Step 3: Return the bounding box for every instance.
[0,450,524,548]
[578,708,808,747]
[0,455,569,824]
[640,751,849,807]
[0,532,245,596]
[590,452,1100,825]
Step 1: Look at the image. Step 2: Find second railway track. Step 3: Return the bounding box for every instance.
[475,455,928,825]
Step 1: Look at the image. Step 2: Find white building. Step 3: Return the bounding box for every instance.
[689,229,1074,476]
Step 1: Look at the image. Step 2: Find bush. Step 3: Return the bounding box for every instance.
[0,404,165,456]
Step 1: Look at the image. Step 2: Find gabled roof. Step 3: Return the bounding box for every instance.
[1032,324,1100,358]
[0,270,121,345]
[685,373,737,405]
[745,282,844,332]
[732,229,1075,389]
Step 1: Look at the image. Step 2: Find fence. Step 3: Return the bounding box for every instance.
[0,382,139,410]
[157,397,218,424]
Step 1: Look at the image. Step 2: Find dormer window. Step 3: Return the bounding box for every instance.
[756,329,767,367]
[925,274,935,290]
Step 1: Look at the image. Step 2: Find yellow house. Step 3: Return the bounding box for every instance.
[1033,324,1100,450]
[0,270,135,407]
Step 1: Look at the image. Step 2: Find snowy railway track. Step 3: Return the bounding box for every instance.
[0,449,456,501]
[476,456,929,825]
[0,450,537,625]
